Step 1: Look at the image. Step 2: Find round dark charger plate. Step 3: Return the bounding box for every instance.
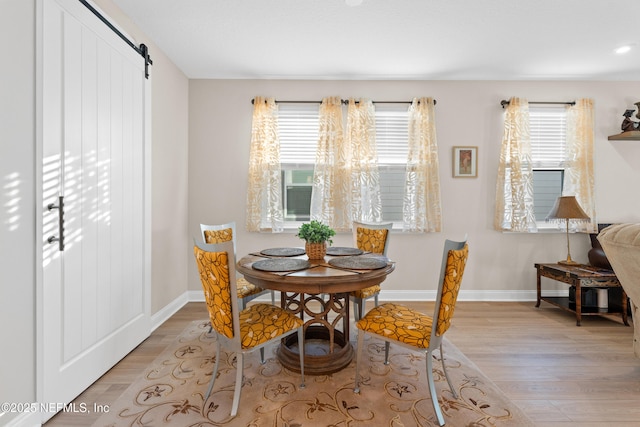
[260,247,306,257]
[328,256,387,270]
[326,246,364,256]
[252,258,311,272]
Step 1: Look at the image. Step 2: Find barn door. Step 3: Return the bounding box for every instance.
[39,0,150,421]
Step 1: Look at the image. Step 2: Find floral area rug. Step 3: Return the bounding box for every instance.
[93,320,534,427]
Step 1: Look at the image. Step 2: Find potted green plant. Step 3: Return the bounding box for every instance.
[296,220,335,259]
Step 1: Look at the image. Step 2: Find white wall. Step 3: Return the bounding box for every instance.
[0,1,36,424]
[188,79,640,300]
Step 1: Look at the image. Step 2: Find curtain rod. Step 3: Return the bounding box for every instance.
[500,99,575,108]
[251,99,436,105]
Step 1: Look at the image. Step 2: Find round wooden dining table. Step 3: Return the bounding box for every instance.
[236,248,395,375]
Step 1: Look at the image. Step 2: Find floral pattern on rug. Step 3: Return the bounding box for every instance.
[94,320,534,427]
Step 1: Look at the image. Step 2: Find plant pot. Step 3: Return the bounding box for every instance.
[305,242,327,260]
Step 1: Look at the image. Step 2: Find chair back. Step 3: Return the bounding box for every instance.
[431,238,469,340]
[201,221,237,249]
[352,220,392,255]
[193,239,240,343]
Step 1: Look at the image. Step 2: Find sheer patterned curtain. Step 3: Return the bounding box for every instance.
[310,96,344,228]
[494,97,537,232]
[311,97,381,231]
[403,97,441,232]
[564,98,597,233]
[245,97,284,232]
[346,98,382,226]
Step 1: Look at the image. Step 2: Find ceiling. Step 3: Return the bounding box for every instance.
[111,0,640,81]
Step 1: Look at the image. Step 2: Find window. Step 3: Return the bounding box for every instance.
[529,105,567,222]
[278,104,318,222]
[375,105,408,222]
[278,103,410,225]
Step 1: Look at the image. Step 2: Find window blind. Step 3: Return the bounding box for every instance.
[375,105,409,164]
[277,103,411,222]
[279,104,410,165]
[530,105,567,168]
[278,103,319,165]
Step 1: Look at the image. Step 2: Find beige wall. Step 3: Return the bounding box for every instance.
[188,79,640,300]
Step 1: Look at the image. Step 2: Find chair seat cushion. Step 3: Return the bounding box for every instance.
[356,302,433,349]
[350,284,381,299]
[236,277,265,299]
[240,303,303,349]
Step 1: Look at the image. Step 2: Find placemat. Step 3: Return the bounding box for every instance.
[252,258,311,272]
[328,256,387,270]
[326,246,364,256]
[260,247,306,257]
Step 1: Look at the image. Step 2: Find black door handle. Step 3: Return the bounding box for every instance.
[47,195,65,251]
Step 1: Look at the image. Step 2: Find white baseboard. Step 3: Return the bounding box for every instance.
[186,290,206,302]
[2,411,40,427]
[150,292,189,332]
[177,288,556,305]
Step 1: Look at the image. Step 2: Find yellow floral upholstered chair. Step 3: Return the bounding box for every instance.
[350,221,392,320]
[200,222,275,308]
[194,240,305,417]
[354,237,469,427]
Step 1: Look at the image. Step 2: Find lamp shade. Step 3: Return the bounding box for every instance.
[546,196,590,221]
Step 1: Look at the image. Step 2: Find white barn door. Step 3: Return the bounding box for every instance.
[39,0,150,421]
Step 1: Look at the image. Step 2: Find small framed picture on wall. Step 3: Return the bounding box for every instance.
[452,146,478,178]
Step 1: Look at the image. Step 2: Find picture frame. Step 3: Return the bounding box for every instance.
[452,146,478,178]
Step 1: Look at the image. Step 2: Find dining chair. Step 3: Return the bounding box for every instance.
[354,237,469,426]
[200,222,275,308]
[193,239,305,417]
[350,220,392,321]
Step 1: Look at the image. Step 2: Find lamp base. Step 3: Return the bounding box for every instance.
[558,259,580,266]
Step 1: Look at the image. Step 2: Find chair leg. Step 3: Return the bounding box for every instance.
[205,340,222,400]
[373,293,379,307]
[297,328,305,389]
[354,330,365,393]
[355,298,364,321]
[270,290,276,305]
[426,349,446,426]
[439,342,457,399]
[259,347,265,364]
[231,353,244,417]
[384,341,390,365]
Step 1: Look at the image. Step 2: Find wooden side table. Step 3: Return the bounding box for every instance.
[535,263,629,326]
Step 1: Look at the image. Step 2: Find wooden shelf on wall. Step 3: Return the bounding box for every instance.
[608,131,640,141]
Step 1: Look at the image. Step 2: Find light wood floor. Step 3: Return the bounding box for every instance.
[45,301,638,426]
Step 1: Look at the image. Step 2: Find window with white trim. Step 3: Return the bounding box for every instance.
[279,104,317,222]
[530,105,567,223]
[278,103,410,225]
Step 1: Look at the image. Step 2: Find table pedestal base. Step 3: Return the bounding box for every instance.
[278,326,354,375]
[278,292,352,375]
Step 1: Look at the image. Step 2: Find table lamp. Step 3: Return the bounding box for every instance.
[546,196,590,265]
